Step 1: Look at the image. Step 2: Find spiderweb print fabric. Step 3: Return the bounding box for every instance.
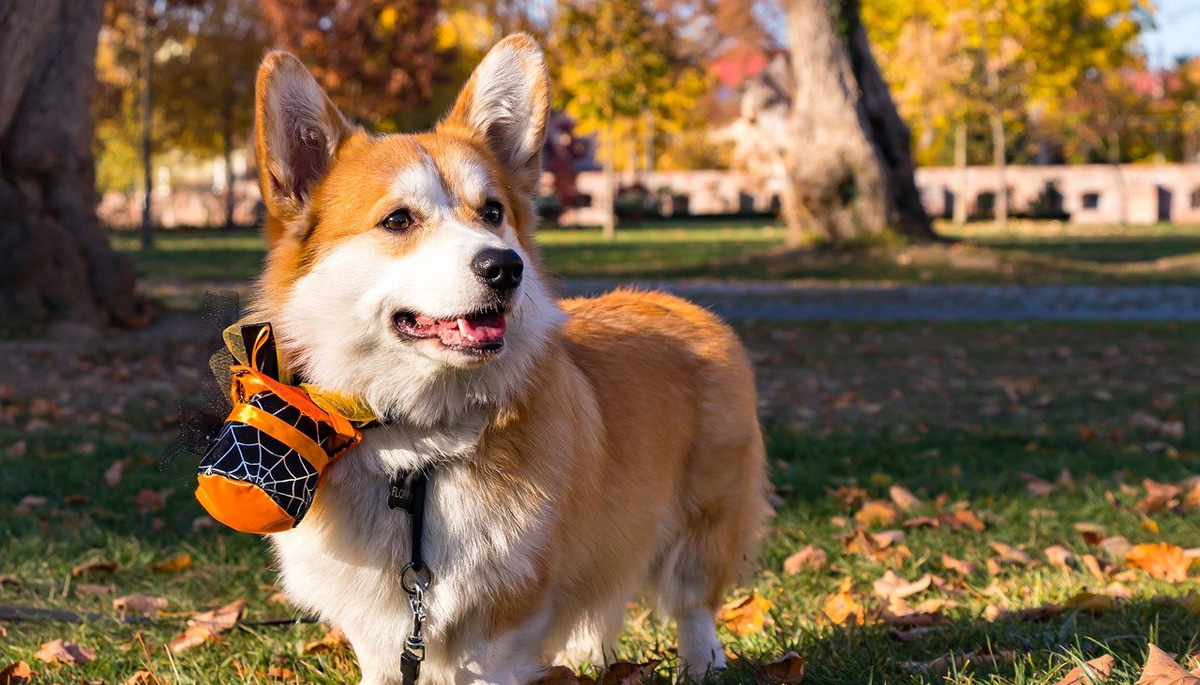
[198,391,331,522]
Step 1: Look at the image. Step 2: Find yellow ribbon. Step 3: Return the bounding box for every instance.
[222,318,380,427]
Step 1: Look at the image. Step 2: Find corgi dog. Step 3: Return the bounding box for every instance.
[252,34,769,685]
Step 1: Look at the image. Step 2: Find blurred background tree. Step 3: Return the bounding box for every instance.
[257,0,442,132]
[0,0,142,328]
[155,0,269,228]
[550,0,712,239]
[861,0,1155,226]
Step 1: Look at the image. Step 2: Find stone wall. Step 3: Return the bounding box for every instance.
[100,163,1200,229]
[914,164,1200,225]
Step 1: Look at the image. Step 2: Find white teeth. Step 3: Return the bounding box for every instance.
[458,319,474,340]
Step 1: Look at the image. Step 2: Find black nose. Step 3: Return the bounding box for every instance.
[471,248,523,291]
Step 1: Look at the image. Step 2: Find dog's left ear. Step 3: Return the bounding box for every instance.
[439,34,550,195]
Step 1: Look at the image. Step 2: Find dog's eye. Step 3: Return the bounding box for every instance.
[481,200,503,225]
[380,209,413,232]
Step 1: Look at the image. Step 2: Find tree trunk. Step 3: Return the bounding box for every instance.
[777,0,935,245]
[953,119,968,225]
[989,108,1007,231]
[139,0,155,248]
[223,99,236,229]
[0,0,143,328]
[602,116,616,241]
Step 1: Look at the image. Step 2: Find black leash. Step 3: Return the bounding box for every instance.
[389,469,432,685]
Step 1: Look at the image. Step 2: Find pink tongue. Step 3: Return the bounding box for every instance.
[431,313,506,346]
[460,313,506,342]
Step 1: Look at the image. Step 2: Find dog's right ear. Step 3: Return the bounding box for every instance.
[254,51,352,238]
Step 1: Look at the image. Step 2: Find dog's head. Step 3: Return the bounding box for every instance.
[253,35,563,426]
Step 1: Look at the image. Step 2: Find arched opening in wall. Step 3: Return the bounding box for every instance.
[1081,192,1101,210]
[974,191,995,219]
[942,188,955,219]
[1157,186,1173,222]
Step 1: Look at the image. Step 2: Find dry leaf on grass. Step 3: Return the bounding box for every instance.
[124,669,158,685]
[985,603,1063,623]
[888,485,922,512]
[941,554,979,576]
[113,594,168,617]
[304,627,350,654]
[135,489,167,515]
[841,528,910,563]
[820,578,865,626]
[1083,554,1113,581]
[152,553,191,573]
[0,575,20,587]
[168,599,246,653]
[855,500,900,527]
[990,542,1033,566]
[34,639,95,665]
[903,649,1015,676]
[942,508,987,533]
[1127,543,1194,583]
[717,592,772,636]
[1138,644,1200,685]
[1045,545,1077,572]
[1064,591,1118,614]
[828,485,867,509]
[1100,536,1134,559]
[1137,479,1184,514]
[1130,411,1185,440]
[1051,654,1114,685]
[532,665,591,685]
[783,545,827,575]
[71,560,117,577]
[599,660,658,685]
[14,496,47,515]
[266,666,296,681]
[0,661,33,684]
[104,458,129,487]
[872,571,932,602]
[756,651,805,684]
[1022,472,1058,497]
[1076,523,1107,545]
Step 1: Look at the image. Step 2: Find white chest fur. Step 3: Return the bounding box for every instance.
[269,419,551,682]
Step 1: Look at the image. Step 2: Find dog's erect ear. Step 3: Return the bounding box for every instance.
[439,34,550,195]
[254,51,352,232]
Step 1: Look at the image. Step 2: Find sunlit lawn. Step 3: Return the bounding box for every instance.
[3,319,1200,683]
[110,218,1200,290]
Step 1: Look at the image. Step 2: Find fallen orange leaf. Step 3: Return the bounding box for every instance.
[1050,654,1114,685]
[820,578,865,626]
[599,660,659,685]
[782,545,827,575]
[33,639,95,665]
[757,651,805,684]
[855,500,900,527]
[152,553,192,573]
[303,627,350,654]
[717,592,772,636]
[113,594,168,617]
[1137,644,1200,685]
[1127,543,1193,583]
[888,485,922,512]
[0,661,32,684]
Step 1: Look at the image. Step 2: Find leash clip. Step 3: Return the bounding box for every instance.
[400,580,428,685]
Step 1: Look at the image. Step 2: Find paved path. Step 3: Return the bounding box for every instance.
[559,281,1200,321]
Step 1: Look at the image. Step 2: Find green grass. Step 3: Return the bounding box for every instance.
[110,218,1200,290]
[3,320,1199,683]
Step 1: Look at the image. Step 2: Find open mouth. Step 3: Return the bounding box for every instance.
[392,307,507,353]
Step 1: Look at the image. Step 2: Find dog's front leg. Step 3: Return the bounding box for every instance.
[451,607,553,685]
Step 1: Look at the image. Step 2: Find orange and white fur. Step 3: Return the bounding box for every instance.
[252,35,768,685]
